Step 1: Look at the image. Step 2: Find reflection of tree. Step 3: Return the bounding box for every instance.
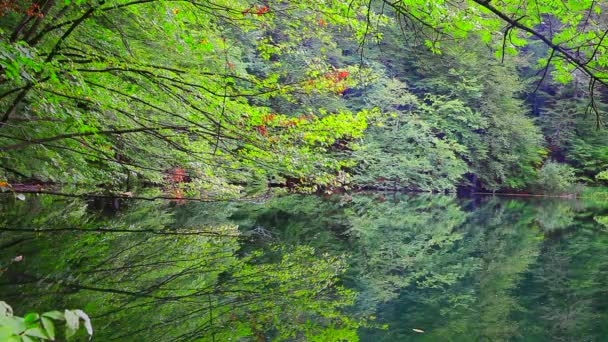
[3,193,608,341]
[0,196,361,341]
[533,247,593,340]
[459,200,542,341]
[345,194,470,314]
[225,194,352,254]
[355,198,543,341]
[533,199,577,232]
[518,220,608,341]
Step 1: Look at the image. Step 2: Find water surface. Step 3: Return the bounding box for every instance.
[1,193,608,341]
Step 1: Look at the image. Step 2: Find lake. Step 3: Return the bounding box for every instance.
[1,192,608,341]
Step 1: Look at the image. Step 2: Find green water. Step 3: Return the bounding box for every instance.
[1,193,608,341]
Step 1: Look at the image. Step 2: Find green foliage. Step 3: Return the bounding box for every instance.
[4,190,608,340]
[0,302,92,341]
[353,115,468,191]
[347,26,545,191]
[382,0,608,91]
[568,132,608,181]
[596,170,608,182]
[533,160,577,194]
[0,195,363,341]
[0,0,374,196]
[345,194,471,310]
[532,83,608,186]
[1,0,607,194]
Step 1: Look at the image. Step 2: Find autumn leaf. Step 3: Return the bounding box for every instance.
[256,5,269,16]
[254,125,268,136]
[0,181,9,191]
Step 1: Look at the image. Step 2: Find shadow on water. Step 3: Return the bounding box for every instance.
[1,192,608,341]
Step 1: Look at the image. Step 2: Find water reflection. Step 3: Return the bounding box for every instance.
[0,196,360,341]
[1,193,608,341]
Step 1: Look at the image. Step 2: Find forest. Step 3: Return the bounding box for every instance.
[1,0,608,341]
[1,0,607,198]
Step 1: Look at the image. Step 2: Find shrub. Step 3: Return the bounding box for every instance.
[596,170,608,183]
[533,161,577,194]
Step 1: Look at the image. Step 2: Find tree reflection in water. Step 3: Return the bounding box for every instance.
[2,193,608,341]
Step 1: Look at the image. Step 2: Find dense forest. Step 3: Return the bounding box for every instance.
[1,0,608,199]
[2,0,608,341]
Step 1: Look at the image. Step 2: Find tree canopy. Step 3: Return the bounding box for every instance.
[1,0,608,195]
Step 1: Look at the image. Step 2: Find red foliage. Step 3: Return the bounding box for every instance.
[319,18,326,27]
[25,3,43,17]
[1,0,43,17]
[254,125,267,136]
[0,0,19,16]
[337,71,349,79]
[324,70,349,82]
[163,168,189,204]
[256,5,269,15]
[278,118,300,128]
[164,167,189,184]
[243,4,269,16]
[261,113,276,123]
[171,168,187,183]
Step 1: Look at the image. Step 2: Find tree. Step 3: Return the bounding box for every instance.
[380,0,608,111]
[0,0,372,196]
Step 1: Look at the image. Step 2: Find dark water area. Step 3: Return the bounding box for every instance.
[2,192,608,341]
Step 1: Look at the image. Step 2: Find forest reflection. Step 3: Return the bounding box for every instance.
[1,193,608,341]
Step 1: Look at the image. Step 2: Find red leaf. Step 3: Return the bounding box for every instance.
[256,5,269,15]
[254,125,267,136]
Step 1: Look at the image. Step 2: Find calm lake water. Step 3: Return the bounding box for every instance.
[1,192,608,341]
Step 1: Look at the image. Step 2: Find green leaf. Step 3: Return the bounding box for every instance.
[20,335,35,342]
[41,311,63,320]
[24,326,49,339]
[41,317,55,340]
[23,313,39,327]
[0,316,26,334]
[0,326,15,340]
